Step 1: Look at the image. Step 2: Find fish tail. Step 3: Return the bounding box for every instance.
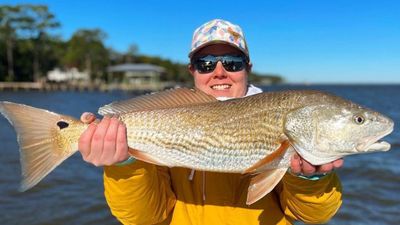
[0,101,84,191]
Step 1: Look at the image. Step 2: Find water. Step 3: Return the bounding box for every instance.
[0,85,399,225]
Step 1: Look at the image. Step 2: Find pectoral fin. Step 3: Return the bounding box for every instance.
[99,88,217,116]
[246,168,287,205]
[244,140,290,174]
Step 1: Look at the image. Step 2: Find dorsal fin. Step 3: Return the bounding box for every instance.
[98,88,217,116]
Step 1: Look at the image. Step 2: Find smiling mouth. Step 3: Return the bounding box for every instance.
[211,84,231,90]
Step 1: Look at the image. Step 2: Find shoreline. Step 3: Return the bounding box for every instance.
[0,81,177,92]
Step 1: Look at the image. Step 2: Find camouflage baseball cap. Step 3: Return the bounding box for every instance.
[189,19,249,59]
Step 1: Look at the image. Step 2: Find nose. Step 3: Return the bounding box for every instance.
[213,61,227,78]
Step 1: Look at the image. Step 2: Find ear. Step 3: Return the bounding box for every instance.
[246,62,253,73]
[188,63,195,77]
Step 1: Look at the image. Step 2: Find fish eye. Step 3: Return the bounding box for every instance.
[353,115,365,125]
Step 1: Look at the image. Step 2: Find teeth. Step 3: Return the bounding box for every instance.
[212,84,231,90]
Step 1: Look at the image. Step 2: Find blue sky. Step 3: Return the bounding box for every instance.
[2,0,399,83]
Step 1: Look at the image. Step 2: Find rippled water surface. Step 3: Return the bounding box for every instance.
[0,85,399,225]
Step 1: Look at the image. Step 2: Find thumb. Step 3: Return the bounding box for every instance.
[80,112,99,124]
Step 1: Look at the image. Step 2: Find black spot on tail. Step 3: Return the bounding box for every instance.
[57,121,69,129]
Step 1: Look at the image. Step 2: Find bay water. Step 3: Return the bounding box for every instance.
[0,85,399,225]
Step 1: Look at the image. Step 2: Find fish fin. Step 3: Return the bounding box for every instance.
[246,168,287,205]
[99,88,217,116]
[244,140,290,174]
[0,101,80,191]
[128,148,171,167]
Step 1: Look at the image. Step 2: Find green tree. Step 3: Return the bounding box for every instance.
[125,44,138,63]
[17,4,60,81]
[64,29,109,80]
[0,5,22,81]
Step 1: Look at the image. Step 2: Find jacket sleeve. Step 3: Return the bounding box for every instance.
[276,172,343,224]
[103,161,176,225]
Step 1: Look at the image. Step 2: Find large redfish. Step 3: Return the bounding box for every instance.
[0,88,394,205]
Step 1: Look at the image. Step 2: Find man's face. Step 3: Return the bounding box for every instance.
[189,44,251,98]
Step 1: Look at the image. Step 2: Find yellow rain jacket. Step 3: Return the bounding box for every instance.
[104,161,342,225]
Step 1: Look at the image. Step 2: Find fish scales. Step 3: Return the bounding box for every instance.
[120,91,310,172]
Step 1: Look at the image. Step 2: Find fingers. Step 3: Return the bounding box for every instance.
[78,115,130,167]
[333,158,344,169]
[300,160,316,176]
[316,163,333,174]
[78,112,99,161]
[290,155,344,176]
[80,112,97,124]
[100,117,119,165]
[290,153,316,176]
[87,117,111,165]
[290,153,302,174]
[114,121,129,162]
[316,159,344,174]
[78,123,97,160]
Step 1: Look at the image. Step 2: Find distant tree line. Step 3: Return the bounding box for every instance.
[0,4,283,84]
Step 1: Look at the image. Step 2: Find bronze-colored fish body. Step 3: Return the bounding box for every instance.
[114,90,392,172]
[120,91,305,172]
[0,88,394,205]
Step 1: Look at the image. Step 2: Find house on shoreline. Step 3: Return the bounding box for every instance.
[47,67,90,82]
[107,63,166,88]
[0,64,171,92]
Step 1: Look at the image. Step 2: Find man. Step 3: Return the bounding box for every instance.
[79,19,343,225]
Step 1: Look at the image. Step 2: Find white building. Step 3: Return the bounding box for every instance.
[107,63,165,84]
[47,68,90,82]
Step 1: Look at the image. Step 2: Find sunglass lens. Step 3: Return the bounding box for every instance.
[222,57,245,72]
[193,55,246,73]
[194,56,216,73]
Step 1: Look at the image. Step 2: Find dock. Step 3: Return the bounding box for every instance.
[0,82,172,92]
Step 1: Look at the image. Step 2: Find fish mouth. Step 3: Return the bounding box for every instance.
[356,125,394,152]
[211,84,231,91]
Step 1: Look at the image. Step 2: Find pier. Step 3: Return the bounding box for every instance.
[0,82,172,92]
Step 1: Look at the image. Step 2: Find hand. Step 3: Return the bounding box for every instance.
[78,112,129,166]
[290,153,344,176]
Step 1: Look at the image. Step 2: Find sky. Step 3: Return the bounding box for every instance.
[2,0,399,84]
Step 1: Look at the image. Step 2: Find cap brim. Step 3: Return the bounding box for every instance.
[188,40,249,59]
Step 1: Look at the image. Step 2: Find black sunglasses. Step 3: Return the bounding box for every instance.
[191,55,248,74]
